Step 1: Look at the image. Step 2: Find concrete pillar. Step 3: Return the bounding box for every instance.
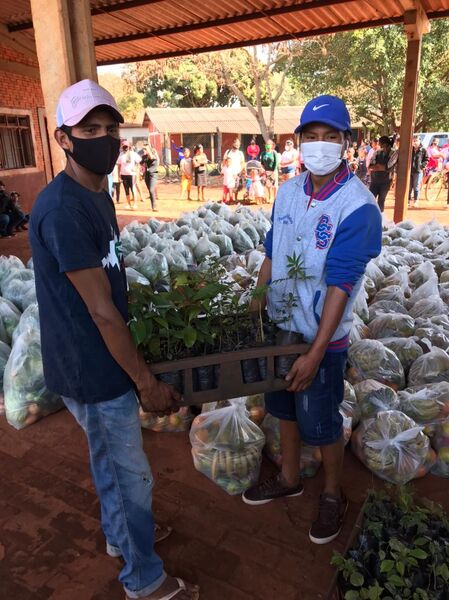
[30,0,97,174]
[394,7,430,222]
[216,128,222,164]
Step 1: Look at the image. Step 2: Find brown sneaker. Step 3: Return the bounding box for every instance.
[242,473,304,506]
[309,492,348,544]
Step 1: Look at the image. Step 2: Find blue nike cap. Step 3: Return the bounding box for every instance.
[295,95,352,134]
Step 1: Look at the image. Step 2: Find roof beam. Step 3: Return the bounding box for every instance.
[97,15,405,65]
[94,0,358,47]
[0,23,37,60]
[399,0,431,39]
[7,0,166,32]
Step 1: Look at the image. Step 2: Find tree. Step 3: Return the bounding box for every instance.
[289,19,449,133]
[98,71,145,121]
[122,45,307,140]
[123,57,233,108]
[216,43,304,140]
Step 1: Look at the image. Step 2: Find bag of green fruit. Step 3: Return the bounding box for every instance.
[351,410,431,484]
[4,330,63,429]
[190,398,265,495]
[429,418,449,477]
[139,406,193,432]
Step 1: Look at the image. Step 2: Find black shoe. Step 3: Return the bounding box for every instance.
[0,233,11,238]
[309,492,348,545]
[6,232,16,237]
[242,473,304,506]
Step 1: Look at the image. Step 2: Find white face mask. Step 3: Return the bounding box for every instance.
[301,141,343,176]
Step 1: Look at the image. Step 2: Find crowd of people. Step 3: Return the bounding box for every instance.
[106,132,449,214]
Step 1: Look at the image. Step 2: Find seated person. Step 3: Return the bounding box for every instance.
[0,181,21,237]
[10,192,29,231]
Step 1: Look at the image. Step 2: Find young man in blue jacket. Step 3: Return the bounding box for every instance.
[243,96,382,545]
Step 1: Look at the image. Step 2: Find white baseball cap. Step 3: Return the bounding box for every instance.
[56,79,124,127]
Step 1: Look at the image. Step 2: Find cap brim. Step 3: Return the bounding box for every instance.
[295,117,352,135]
[63,103,124,126]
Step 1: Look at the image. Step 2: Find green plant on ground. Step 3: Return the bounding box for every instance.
[331,487,449,600]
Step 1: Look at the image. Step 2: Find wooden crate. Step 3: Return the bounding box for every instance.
[150,342,310,405]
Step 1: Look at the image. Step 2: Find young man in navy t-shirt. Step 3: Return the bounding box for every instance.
[30,80,199,600]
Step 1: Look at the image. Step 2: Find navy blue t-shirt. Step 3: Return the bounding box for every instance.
[29,171,132,403]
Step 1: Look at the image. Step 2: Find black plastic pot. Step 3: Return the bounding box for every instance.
[275,329,303,378]
[258,357,268,381]
[241,358,261,383]
[158,370,183,393]
[194,365,216,391]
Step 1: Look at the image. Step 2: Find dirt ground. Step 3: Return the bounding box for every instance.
[1,181,449,599]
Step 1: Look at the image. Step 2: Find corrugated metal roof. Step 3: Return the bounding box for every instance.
[2,0,449,66]
[143,105,363,134]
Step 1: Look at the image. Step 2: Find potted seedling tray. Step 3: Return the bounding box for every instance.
[150,342,310,405]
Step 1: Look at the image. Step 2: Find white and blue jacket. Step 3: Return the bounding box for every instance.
[264,163,382,352]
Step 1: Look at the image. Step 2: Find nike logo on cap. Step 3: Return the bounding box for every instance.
[312,104,330,111]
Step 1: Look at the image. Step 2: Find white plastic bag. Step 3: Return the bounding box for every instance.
[190,398,265,495]
[351,410,431,484]
[4,330,63,429]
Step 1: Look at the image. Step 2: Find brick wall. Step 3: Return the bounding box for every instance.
[0,44,47,211]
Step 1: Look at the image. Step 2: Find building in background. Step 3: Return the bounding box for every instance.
[144,106,364,164]
[0,43,51,212]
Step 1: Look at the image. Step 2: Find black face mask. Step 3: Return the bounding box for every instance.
[65,133,121,175]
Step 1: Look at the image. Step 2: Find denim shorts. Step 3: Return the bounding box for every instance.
[265,351,348,446]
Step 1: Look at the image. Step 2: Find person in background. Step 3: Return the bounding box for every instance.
[247,137,260,161]
[116,143,142,210]
[365,138,379,187]
[171,139,185,169]
[0,181,21,237]
[141,144,159,212]
[356,141,369,185]
[192,144,208,202]
[426,138,445,176]
[221,156,236,204]
[179,147,193,201]
[369,135,396,213]
[244,94,382,546]
[280,139,298,181]
[248,168,264,205]
[260,139,279,203]
[10,192,29,230]
[29,80,200,600]
[111,163,121,204]
[223,138,245,201]
[409,136,428,208]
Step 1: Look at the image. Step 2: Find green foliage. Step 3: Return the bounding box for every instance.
[289,20,449,133]
[332,487,449,599]
[123,57,234,108]
[128,263,273,361]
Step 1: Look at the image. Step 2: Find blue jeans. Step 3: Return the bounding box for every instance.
[410,171,423,202]
[0,213,9,235]
[265,351,347,446]
[63,390,166,598]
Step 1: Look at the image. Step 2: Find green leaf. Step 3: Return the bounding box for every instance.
[388,574,405,588]
[409,548,428,560]
[344,592,360,600]
[413,538,428,547]
[130,319,147,345]
[380,560,395,573]
[193,283,224,301]
[154,316,169,329]
[435,563,449,580]
[349,572,364,587]
[397,561,405,577]
[183,325,197,348]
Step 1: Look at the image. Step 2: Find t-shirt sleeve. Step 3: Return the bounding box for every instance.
[263,205,276,260]
[326,204,382,296]
[39,207,102,274]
